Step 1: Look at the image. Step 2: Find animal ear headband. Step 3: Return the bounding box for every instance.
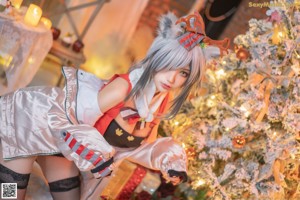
[158,11,230,55]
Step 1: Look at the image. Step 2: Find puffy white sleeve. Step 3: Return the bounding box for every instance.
[47,67,114,174]
[48,98,115,173]
[115,137,188,181]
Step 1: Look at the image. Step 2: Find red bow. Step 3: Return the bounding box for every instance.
[120,107,140,123]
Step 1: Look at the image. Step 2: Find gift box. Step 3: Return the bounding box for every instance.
[100,159,161,200]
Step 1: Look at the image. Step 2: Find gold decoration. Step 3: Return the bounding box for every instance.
[127,136,134,141]
[101,160,137,199]
[236,47,250,61]
[272,23,286,45]
[115,128,123,136]
[232,135,246,148]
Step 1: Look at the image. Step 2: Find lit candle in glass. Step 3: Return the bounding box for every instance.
[11,0,23,9]
[40,17,52,29]
[24,4,42,27]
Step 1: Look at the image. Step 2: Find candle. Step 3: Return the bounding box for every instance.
[40,17,52,29]
[24,4,42,27]
[11,0,23,9]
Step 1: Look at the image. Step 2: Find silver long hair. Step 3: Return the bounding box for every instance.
[126,12,218,119]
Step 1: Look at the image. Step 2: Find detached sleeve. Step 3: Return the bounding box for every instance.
[47,99,115,171]
[119,137,187,179]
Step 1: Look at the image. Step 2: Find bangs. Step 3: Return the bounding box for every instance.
[145,37,204,93]
[148,38,192,72]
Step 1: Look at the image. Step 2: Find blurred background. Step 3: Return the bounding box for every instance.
[22,0,267,86]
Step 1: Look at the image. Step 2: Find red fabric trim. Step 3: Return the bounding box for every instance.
[94,73,171,135]
[69,138,76,148]
[64,132,71,141]
[93,157,103,166]
[76,145,84,155]
[179,32,202,49]
[179,32,194,43]
[85,151,94,160]
[186,34,202,49]
[158,93,169,114]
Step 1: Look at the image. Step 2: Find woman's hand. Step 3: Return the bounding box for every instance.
[167,170,188,185]
[168,176,182,185]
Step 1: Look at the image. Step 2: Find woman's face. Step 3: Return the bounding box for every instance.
[153,66,190,92]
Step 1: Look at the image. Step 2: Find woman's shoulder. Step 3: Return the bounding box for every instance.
[106,74,132,90]
[98,74,132,113]
[101,74,131,97]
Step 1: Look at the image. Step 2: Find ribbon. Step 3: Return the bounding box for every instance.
[120,107,140,124]
[120,107,149,129]
[176,11,230,55]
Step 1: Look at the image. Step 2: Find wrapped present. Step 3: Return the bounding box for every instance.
[101,159,161,200]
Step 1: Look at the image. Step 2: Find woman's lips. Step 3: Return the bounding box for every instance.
[161,83,171,90]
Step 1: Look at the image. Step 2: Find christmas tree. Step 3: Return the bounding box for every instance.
[162,0,300,199]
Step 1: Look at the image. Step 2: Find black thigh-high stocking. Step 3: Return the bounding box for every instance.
[37,155,80,200]
[48,176,80,200]
[0,164,30,200]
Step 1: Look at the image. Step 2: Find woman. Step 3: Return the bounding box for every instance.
[0,12,227,199]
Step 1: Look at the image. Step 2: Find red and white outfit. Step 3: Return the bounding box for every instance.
[0,67,187,199]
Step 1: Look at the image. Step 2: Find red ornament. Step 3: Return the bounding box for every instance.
[51,27,61,40]
[72,39,84,53]
[236,47,250,61]
[232,135,246,148]
[186,147,196,160]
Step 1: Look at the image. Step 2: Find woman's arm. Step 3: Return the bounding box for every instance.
[48,77,129,175]
[97,77,130,113]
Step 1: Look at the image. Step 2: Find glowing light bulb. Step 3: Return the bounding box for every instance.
[240,105,247,112]
[215,69,226,79]
[28,57,35,64]
[240,105,250,117]
[195,179,206,187]
[206,99,215,107]
[291,154,295,159]
[244,111,250,117]
[174,121,179,126]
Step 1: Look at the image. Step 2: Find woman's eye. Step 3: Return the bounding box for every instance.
[180,71,189,77]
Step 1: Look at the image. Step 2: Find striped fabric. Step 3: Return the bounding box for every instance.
[177,32,205,51]
[62,131,112,178]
